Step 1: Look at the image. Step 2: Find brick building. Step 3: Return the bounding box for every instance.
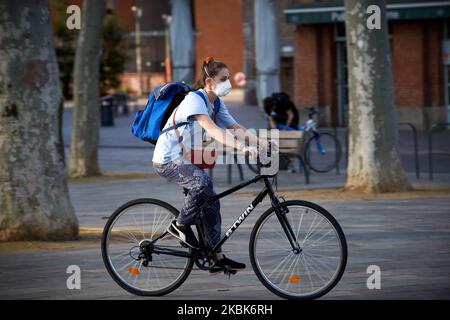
[55,0,170,95]
[59,0,294,102]
[285,0,450,128]
[109,0,170,94]
[59,0,450,128]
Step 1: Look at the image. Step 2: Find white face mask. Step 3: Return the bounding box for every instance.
[213,79,232,97]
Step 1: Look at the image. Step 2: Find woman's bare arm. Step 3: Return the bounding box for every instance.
[195,115,258,158]
[194,115,244,150]
[228,123,270,150]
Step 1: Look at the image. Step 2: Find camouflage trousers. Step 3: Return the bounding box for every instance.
[153,159,221,252]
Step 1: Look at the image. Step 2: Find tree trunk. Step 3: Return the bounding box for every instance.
[56,98,65,164]
[344,0,411,193]
[0,0,78,241]
[68,0,106,177]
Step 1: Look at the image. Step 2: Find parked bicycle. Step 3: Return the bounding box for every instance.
[248,107,342,174]
[101,161,347,299]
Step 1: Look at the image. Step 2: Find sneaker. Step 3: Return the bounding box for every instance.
[209,255,246,274]
[166,221,199,249]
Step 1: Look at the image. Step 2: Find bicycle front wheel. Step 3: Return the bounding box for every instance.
[304,132,341,173]
[101,198,194,296]
[249,200,347,300]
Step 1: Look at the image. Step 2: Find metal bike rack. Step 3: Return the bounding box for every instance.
[333,126,340,175]
[398,122,420,179]
[428,122,450,180]
[342,122,420,179]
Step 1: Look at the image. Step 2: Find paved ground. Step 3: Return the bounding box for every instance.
[0,96,449,300]
[1,181,449,300]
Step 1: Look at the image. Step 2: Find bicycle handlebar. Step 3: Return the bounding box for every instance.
[301,107,320,119]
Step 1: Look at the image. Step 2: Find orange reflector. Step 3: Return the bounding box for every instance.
[129,267,141,275]
[289,275,301,283]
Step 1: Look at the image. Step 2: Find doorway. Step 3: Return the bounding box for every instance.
[280,56,294,100]
[335,24,348,127]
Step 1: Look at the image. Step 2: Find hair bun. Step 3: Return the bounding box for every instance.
[204,56,214,65]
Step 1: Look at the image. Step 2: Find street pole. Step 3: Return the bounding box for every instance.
[132,6,143,96]
[162,14,173,83]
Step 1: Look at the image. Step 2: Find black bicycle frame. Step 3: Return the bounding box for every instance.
[209,175,299,252]
[152,175,301,259]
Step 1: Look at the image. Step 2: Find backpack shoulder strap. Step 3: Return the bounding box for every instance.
[213,97,221,114]
[160,121,189,134]
[162,90,219,135]
[194,90,221,118]
[193,90,208,109]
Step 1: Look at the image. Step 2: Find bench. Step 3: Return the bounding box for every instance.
[273,130,310,184]
[205,130,310,185]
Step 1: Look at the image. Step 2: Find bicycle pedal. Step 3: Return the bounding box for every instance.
[224,269,237,279]
[209,264,238,277]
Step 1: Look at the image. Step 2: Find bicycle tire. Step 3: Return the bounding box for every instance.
[304,132,342,173]
[101,198,194,296]
[249,200,347,300]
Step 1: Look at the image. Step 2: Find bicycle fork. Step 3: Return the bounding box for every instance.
[266,181,303,254]
[274,201,302,253]
[313,130,325,154]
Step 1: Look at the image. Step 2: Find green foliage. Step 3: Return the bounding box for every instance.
[52,2,127,98]
[100,13,127,95]
[52,0,77,99]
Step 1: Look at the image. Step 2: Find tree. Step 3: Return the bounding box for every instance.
[68,0,106,178]
[0,0,78,241]
[51,0,77,99]
[51,0,77,164]
[51,3,126,99]
[100,12,126,95]
[344,0,411,193]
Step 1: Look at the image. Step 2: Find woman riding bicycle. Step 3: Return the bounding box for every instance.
[152,56,265,274]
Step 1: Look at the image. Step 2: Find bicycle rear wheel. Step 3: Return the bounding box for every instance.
[101,198,193,296]
[249,200,347,299]
[304,132,341,173]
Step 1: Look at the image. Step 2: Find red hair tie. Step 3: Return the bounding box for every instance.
[204,56,214,65]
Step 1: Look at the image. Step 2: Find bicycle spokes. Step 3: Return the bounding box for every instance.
[251,203,346,299]
[102,201,193,295]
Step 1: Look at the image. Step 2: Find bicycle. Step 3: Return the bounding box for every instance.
[101,166,348,299]
[248,107,342,174]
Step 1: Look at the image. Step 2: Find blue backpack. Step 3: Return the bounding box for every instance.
[131,82,220,145]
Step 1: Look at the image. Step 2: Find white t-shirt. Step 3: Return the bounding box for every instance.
[152,89,237,164]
